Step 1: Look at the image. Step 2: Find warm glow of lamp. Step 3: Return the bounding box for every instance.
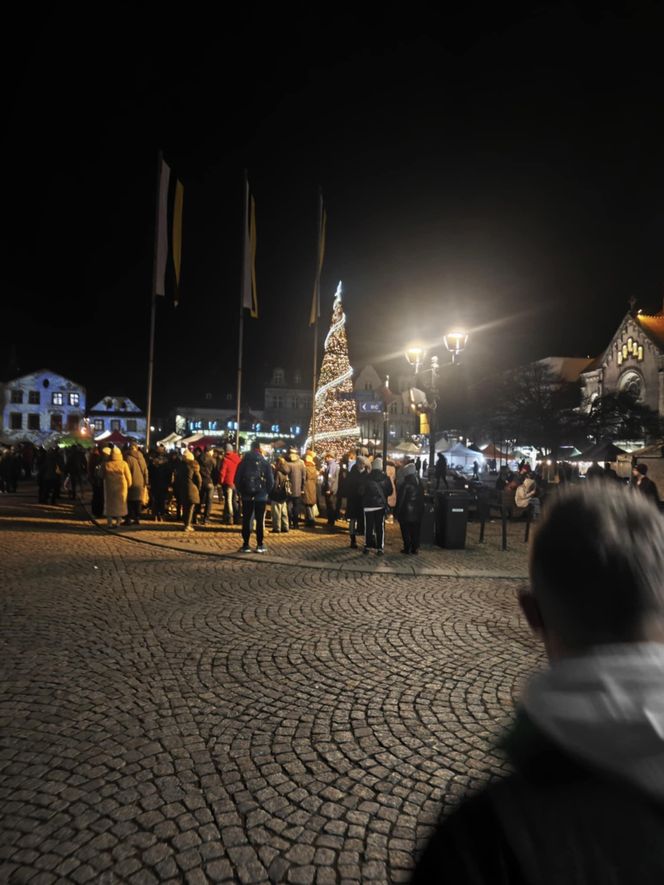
[443,330,469,354]
[404,344,425,370]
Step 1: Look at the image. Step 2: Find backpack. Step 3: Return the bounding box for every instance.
[242,460,266,497]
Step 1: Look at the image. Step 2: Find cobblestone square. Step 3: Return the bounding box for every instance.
[1,488,542,883]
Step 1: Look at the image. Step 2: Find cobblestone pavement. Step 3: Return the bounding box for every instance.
[1,487,542,883]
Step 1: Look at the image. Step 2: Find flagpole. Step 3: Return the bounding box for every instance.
[235,172,249,453]
[311,188,324,453]
[145,148,163,452]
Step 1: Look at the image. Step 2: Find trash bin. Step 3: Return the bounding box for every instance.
[435,490,471,549]
[420,493,436,545]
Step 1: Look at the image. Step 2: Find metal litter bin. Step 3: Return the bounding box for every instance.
[435,490,471,549]
[420,493,436,545]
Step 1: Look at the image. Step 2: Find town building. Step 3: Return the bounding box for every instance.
[581,306,664,417]
[263,367,310,439]
[1,369,86,442]
[353,365,418,447]
[87,396,147,441]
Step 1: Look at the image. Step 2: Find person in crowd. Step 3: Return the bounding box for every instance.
[586,460,605,480]
[234,440,274,552]
[102,446,133,529]
[472,459,480,480]
[415,456,422,476]
[385,458,397,524]
[302,451,318,527]
[604,461,620,482]
[21,443,35,480]
[396,460,425,555]
[65,444,87,500]
[284,447,307,529]
[346,454,368,548]
[167,450,182,520]
[322,452,340,528]
[515,474,541,519]
[359,456,392,556]
[211,447,224,504]
[220,443,241,525]
[88,444,106,518]
[422,458,428,477]
[38,445,65,504]
[123,443,148,526]
[435,452,449,489]
[269,456,290,533]
[195,446,216,525]
[176,449,201,532]
[148,445,172,522]
[412,483,664,883]
[632,463,660,506]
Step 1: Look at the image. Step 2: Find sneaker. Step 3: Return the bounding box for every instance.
[256,545,267,554]
[376,550,384,557]
[239,545,252,553]
[184,525,195,533]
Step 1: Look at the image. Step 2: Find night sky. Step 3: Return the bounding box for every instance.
[4,4,664,417]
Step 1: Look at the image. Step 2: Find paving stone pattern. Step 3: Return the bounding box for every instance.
[0,489,542,883]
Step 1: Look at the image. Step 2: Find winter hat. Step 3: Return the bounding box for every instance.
[183,450,195,461]
[372,457,383,472]
[225,444,234,453]
[401,462,416,479]
[110,448,123,461]
[636,464,648,475]
[101,447,112,457]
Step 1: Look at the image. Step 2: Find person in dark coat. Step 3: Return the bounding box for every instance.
[38,445,65,504]
[359,457,392,555]
[345,456,368,548]
[148,446,172,522]
[194,447,216,525]
[175,450,201,532]
[412,483,664,885]
[234,441,274,552]
[396,462,425,554]
[65,444,87,499]
[302,452,318,527]
[434,452,448,489]
[284,448,307,529]
[632,463,660,505]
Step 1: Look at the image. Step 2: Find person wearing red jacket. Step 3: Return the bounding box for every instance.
[220,444,241,524]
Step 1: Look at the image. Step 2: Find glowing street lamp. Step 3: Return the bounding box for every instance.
[404,345,426,374]
[443,330,468,365]
[404,329,470,488]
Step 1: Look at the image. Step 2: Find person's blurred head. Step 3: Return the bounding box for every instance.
[521,484,664,660]
[251,440,262,453]
[372,457,383,472]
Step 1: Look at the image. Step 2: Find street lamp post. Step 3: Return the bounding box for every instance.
[405,332,468,489]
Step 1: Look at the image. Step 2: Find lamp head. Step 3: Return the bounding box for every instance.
[405,344,425,368]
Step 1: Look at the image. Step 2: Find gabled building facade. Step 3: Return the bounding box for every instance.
[581,308,664,417]
[353,365,417,446]
[1,369,86,441]
[88,396,147,441]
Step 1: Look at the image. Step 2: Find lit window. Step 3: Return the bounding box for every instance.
[10,389,23,404]
[110,419,121,431]
[93,419,104,431]
[69,393,80,406]
[52,392,64,405]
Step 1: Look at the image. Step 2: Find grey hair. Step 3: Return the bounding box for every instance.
[530,483,664,650]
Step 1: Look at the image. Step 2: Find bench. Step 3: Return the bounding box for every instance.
[472,487,533,550]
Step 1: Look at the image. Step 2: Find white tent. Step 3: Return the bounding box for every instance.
[443,442,485,469]
[157,432,183,449]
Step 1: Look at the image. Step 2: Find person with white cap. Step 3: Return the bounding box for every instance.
[359,457,392,555]
[101,446,133,529]
[175,449,201,532]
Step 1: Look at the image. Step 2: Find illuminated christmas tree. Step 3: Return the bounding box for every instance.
[307,282,360,459]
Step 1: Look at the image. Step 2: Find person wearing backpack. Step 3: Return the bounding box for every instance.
[359,457,393,555]
[234,441,274,553]
[269,456,290,533]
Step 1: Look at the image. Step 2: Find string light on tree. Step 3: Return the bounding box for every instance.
[306,281,360,458]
